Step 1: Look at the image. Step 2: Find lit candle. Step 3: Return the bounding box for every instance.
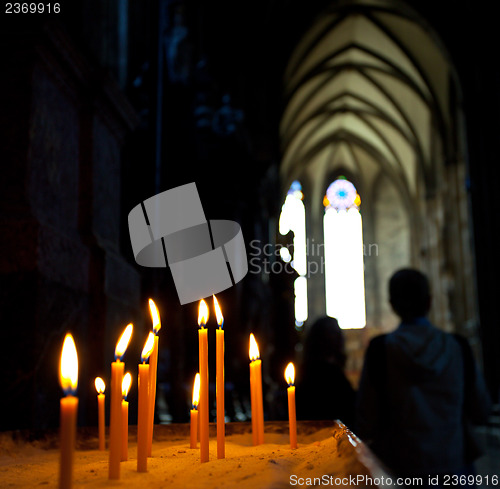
[147,299,161,457]
[198,299,209,463]
[213,295,225,459]
[190,373,200,449]
[284,362,297,449]
[109,324,133,480]
[138,332,154,472]
[59,334,78,489]
[121,373,132,461]
[249,333,264,445]
[249,340,257,446]
[94,377,105,451]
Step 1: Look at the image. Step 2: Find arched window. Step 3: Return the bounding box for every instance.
[279,181,308,325]
[323,178,366,329]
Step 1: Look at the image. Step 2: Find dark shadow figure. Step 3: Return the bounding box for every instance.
[357,268,491,486]
[296,316,356,428]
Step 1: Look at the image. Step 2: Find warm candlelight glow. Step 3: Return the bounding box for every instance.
[141,332,155,363]
[198,299,209,327]
[122,372,132,399]
[214,294,225,459]
[285,362,295,386]
[213,295,224,328]
[148,299,161,334]
[115,323,133,360]
[147,301,160,458]
[192,373,200,409]
[198,299,209,463]
[59,334,79,489]
[285,362,297,449]
[95,377,105,394]
[249,333,260,361]
[60,334,78,395]
[249,333,264,445]
[96,377,106,451]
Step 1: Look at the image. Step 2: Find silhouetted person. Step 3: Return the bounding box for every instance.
[357,269,491,484]
[297,316,356,427]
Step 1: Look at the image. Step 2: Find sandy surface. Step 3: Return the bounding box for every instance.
[0,421,388,488]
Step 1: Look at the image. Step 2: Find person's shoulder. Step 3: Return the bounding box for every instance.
[365,333,388,358]
[449,332,475,363]
[368,333,388,349]
[361,334,389,377]
[450,331,471,348]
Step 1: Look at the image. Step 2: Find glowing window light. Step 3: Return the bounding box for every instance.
[279,181,308,323]
[294,276,308,323]
[323,177,361,211]
[324,179,366,329]
[279,246,292,263]
[325,178,357,210]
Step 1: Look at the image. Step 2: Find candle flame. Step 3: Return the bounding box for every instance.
[115,323,133,360]
[94,377,105,394]
[285,362,295,386]
[213,295,224,328]
[122,372,132,399]
[59,333,78,395]
[249,333,260,362]
[192,373,200,409]
[141,332,155,363]
[148,299,161,334]
[198,299,209,328]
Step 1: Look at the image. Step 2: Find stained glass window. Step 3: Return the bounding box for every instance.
[279,181,308,325]
[324,178,366,329]
[323,176,360,211]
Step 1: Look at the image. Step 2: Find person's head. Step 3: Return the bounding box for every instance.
[303,316,346,368]
[389,268,431,321]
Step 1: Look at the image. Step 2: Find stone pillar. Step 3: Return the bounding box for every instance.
[373,175,411,332]
[443,161,479,341]
[304,189,326,328]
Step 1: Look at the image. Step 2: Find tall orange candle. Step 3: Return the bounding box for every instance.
[147,299,161,457]
[190,373,200,449]
[249,333,264,445]
[138,332,154,472]
[285,363,297,449]
[59,333,78,489]
[94,377,106,451]
[213,295,225,459]
[198,299,209,463]
[121,373,132,461]
[109,324,133,480]
[249,348,257,446]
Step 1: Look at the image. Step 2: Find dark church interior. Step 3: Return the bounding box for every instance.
[1,0,500,483]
